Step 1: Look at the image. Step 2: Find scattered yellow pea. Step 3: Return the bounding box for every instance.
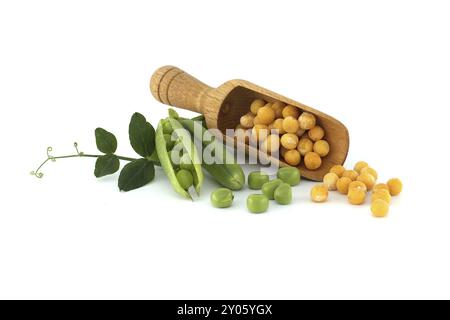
[373,183,389,192]
[349,181,367,194]
[323,172,339,191]
[371,189,391,204]
[311,184,329,202]
[250,99,266,115]
[308,125,325,142]
[354,161,369,174]
[360,167,378,180]
[387,178,403,196]
[297,137,313,156]
[256,105,276,125]
[240,112,255,129]
[347,187,366,205]
[298,112,316,130]
[282,116,300,134]
[342,170,358,181]
[313,140,330,157]
[336,176,352,194]
[282,105,300,118]
[284,149,301,166]
[304,152,322,170]
[357,173,376,191]
[371,199,389,218]
[329,165,346,178]
[280,133,299,150]
[271,101,285,118]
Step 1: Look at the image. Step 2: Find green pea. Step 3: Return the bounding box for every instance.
[261,179,283,200]
[248,171,270,190]
[176,169,194,190]
[210,188,234,208]
[274,183,292,205]
[277,167,301,186]
[247,194,269,214]
[162,119,173,134]
[179,153,193,170]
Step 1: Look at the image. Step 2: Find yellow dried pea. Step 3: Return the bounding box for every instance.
[336,176,352,194]
[252,124,269,141]
[308,125,325,142]
[354,161,369,174]
[387,178,403,196]
[280,133,299,150]
[240,112,255,129]
[253,116,264,126]
[357,173,376,191]
[297,137,313,156]
[256,105,276,125]
[268,118,285,134]
[282,105,300,119]
[282,116,300,134]
[360,167,378,180]
[250,99,266,115]
[271,101,285,118]
[347,187,366,205]
[261,134,280,154]
[329,165,346,178]
[310,184,328,202]
[373,183,389,192]
[284,149,301,166]
[371,199,389,218]
[371,189,391,204]
[296,129,306,137]
[349,180,367,192]
[304,152,322,170]
[313,140,330,157]
[323,172,339,191]
[298,112,316,130]
[342,170,358,181]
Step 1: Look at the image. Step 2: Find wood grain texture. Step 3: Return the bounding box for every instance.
[150,65,349,181]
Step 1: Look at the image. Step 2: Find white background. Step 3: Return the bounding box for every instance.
[1,0,449,300]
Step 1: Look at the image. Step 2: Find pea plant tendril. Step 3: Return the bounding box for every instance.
[30,112,159,192]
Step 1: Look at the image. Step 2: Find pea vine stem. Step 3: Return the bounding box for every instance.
[30,142,139,178]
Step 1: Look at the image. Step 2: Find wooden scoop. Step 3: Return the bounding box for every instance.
[150,65,349,181]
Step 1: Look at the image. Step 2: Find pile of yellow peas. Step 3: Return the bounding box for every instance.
[235,99,329,170]
[310,161,403,218]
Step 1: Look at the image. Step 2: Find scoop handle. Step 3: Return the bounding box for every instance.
[150,66,212,113]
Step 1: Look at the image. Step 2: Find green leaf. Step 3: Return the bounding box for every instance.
[95,128,117,154]
[94,154,120,178]
[118,158,155,191]
[129,113,155,157]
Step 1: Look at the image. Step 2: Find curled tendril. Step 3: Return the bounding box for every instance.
[73,142,84,156]
[47,146,56,162]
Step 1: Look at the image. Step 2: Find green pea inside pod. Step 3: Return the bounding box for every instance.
[261,179,283,200]
[274,183,292,205]
[176,169,194,190]
[277,167,301,186]
[179,153,194,171]
[162,119,173,134]
[248,171,270,190]
[210,188,234,208]
[247,194,269,214]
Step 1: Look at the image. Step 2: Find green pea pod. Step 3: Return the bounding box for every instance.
[156,118,204,199]
[178,118,245,191]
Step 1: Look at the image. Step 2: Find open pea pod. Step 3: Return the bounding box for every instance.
[156,118,203,199]
[178,118,245,191]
